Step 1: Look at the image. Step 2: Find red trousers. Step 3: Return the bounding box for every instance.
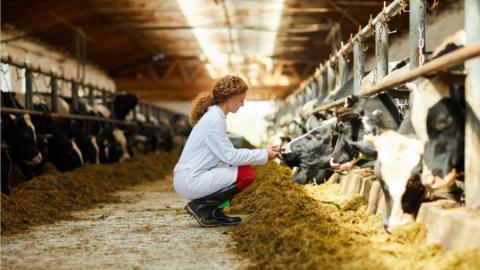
[236,165,256,191]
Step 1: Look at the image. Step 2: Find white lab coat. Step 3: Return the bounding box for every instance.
[173,105,268,200]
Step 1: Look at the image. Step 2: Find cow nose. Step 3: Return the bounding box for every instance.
[26,153,43,166]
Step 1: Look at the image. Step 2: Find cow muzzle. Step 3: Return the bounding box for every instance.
[422,168,457,190]
[24,152,43,166]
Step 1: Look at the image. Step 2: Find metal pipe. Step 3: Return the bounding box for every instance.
[71,81,79,112]
[339,55,348,86]
[24,69,33,110]
[51,77,59,113]
[375,19,389,83]
[303,43,480,116]
[88,85,94,106]
[409,0,427,69]
[465,0,480,210]
[327,66,336,92]
[317,71,327,99]
[353,37,365,94]
[0,107,164,129]
[283,0,404,101]
[1,57,110,92]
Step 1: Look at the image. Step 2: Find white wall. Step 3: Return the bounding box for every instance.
[1,28,115,93]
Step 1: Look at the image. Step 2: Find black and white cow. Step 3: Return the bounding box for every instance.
[330,93,403,170]
[422,97,465,189]
[280,118,337,184]
[1,92,44,181]
[363,30,467,232]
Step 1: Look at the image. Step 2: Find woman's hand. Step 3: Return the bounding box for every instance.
[267,145,281,160]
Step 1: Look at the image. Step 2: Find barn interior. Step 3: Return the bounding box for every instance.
[1,0,480,269]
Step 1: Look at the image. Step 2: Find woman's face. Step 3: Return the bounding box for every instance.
[226,92,246,114]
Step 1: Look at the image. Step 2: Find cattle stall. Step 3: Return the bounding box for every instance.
[1,56,190,194]
[270,0,479,251]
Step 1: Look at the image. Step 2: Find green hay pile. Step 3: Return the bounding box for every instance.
[229,161,480,270]
[1,151,179,235]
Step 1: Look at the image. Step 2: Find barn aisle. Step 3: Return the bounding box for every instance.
[1,176,246,270]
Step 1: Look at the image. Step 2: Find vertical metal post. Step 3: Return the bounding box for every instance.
[145,105,151,122]
[338,55,348,87]
[353,36,365,94]
[132,105,137,121]
[375,19,388,84]
[88,85,95,106]
[71,81,79,112]
[101,89,107,105]
[24,69,33,110]
[327,66,336,92]
[311,80,318,98]
[465,0,480,210]
[318,71,327,99]
[409,0,426,69]
[50,77,59,113]
[109,94,115,119]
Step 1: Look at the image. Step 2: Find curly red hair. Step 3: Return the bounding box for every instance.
[189,75,248,126]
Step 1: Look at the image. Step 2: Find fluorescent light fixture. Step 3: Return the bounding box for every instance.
[176,0,284,83]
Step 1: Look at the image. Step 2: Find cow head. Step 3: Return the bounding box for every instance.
[366,131,425,233]
[280,118,337,170]
[422,98,464,189]
[330,94,402,170]
[2,114,43,166]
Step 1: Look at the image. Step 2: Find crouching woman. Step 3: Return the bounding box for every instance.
[173,75,280,227]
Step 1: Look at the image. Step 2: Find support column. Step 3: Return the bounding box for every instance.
[353,36,365,94]
[50,77,58,113]
[375,19,389,84]
[465,0,480,210]
[409,0,427,69]
[24,69,33,110]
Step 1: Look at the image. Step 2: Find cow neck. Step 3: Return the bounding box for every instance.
[377,93,402,126]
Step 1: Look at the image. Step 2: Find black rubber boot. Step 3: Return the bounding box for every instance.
[185,202,220,227]
[192,183,241,205]
[211,207,241,225]
[188,183,242,226]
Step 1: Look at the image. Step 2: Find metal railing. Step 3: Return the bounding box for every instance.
[271,0,480,210]
[0,56,183,129]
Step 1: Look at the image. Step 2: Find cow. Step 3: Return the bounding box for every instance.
[329,93,403,170]
[1,92,44,182]
[361,30,467,232]
[280,118,337,184]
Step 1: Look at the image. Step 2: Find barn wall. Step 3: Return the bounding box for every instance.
[155,101,192,115]
[365,1,464,70]
[1,29,115,94]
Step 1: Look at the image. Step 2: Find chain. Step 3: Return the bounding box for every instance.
[418,24,425,66]
[14,67,25,80]
[399,0,409,13]
[41,74,52,90]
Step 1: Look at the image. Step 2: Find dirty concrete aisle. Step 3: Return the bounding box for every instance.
[1,176,246,270]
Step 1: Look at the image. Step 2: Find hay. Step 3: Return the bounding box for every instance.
[1,151,179,235]
[229,161,480,270]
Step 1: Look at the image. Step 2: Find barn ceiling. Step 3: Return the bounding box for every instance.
[1,0,392,101]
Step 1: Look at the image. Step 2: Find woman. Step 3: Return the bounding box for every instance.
[173,75,280,227]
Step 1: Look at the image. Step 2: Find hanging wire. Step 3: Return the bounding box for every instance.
[41,73,52,91]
